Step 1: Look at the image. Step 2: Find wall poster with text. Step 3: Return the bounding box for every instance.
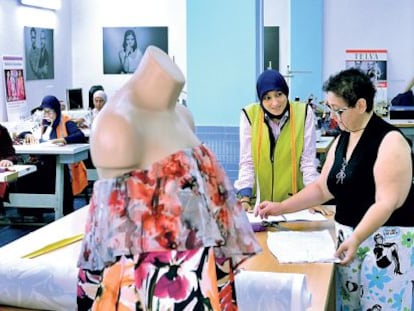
[2,55,30,121]
[345,49,387,105]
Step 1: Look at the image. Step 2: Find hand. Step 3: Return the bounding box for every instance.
[0,159,13,167]
[24,134,37,145]
[254,200,282,219]
[308,206,334,216]
[335,234,360,265]
[50,138,66,145]
[241,201,253,213]
[74,118,88,129]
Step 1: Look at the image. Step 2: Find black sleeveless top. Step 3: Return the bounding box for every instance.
[327,114,414,227]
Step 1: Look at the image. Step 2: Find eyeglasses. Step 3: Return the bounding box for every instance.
[327,105,349,118]
[43,109,55,115]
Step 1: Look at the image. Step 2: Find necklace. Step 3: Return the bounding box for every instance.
[336,157,347,184]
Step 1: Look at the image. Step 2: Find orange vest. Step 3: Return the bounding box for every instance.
[55,115,88,195]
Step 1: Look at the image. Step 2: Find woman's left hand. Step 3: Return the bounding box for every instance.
[50,138,66,145]
[309,205,335,216]
[335,235,360,265]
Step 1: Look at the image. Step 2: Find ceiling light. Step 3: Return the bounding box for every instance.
[20,0,62,10]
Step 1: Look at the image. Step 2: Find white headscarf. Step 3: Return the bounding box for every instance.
[93,90,107,103]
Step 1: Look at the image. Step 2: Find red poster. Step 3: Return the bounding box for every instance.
[2,55,30,121]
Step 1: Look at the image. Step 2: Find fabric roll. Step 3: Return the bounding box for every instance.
[0,257,77,310]
[235,270,311,311]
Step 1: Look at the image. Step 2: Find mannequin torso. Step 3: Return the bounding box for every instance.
[90,46,200,178]
[77,46,261,311]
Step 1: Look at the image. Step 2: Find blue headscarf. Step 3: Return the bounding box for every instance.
[40,95,61,128]
[256,70,290,119]
[256,69,289,101]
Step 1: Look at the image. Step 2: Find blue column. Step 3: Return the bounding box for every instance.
[187,1,259,125]
[290,0,324,102]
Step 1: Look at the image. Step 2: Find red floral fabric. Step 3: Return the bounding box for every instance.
[77,144,261,310]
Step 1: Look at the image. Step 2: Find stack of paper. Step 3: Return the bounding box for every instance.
[267,230,340,263]
[246,209,327,225]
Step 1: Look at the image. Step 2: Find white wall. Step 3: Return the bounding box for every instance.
[1,0,414,122]
[69,0,186,104]
[0,0,72,120]
[0,0,185,121]
[265,0,414,101]
[323,0,414,100]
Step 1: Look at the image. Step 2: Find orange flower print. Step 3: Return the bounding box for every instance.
[92,263,122,310]
[142,212,179,249]
[162,152,189,178]
[108,189,127,217]
[127,177,154,203]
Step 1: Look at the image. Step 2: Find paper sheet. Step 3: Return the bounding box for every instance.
[40,141,65,146]
[267,230,340,263]
[246,209,327,224]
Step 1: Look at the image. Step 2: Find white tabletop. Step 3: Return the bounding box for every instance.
[5,143,90,218]
[0,205,88,258]
[14,143,89,155]
[0,164,37,182]
[383,118,414,127]
[316,136,335,153]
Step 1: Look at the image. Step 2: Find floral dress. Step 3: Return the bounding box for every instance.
[77,144,262,310]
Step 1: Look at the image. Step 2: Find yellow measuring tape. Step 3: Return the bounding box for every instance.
[21,233,84,259]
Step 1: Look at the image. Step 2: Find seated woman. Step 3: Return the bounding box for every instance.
[0,124,18,219]
[15,95,87,222]
[72,90,108,130]
[90,90,107,122]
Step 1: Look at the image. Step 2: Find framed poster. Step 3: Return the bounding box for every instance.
[2,55,30,121]
[346,49,387,104]
[24,26,54,80]
[102,27,168,74]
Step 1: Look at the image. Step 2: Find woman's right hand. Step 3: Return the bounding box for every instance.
[255,201,283,219]
[24,133,37,144]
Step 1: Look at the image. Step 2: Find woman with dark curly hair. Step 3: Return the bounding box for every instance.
[257,68,414,310]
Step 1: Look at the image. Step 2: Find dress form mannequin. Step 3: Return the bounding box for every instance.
[91,45,199,178]
[77,45,261,311]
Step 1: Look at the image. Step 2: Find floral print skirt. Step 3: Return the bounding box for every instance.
[77,247,238,311]
[335,222,414,311]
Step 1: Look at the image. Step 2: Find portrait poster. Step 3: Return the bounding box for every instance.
[24,26,54,80]
[2,55,30,121]
[102,27,168,74]
[345,49,387,104]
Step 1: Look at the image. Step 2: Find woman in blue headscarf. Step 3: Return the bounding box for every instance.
[234,69,323,212]
[16,95,87,222]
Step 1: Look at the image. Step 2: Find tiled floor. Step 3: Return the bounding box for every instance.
[0,197,88,247]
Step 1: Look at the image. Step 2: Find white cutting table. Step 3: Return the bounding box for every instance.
[5,143,89,219]
[0,164,37,182]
